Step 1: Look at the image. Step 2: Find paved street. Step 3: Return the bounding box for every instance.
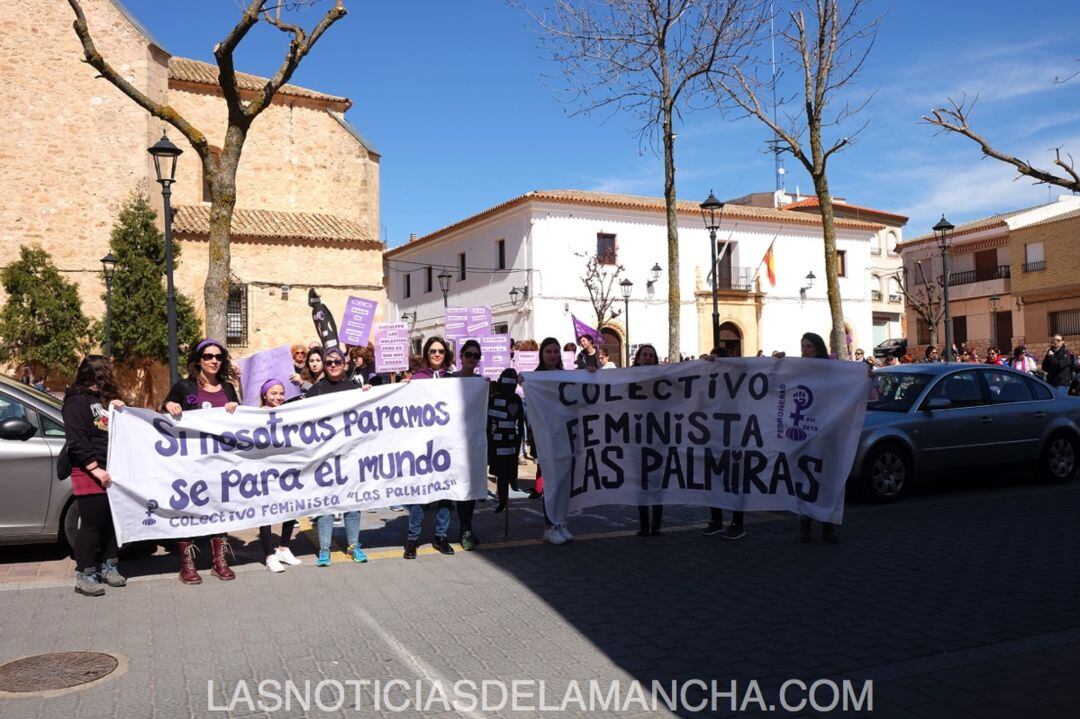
[1,474,1079,718]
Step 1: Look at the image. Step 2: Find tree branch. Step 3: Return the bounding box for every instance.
[213,0,266,123]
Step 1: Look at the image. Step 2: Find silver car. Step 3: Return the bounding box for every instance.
[0,374,76,546]
[852,363,1080,502]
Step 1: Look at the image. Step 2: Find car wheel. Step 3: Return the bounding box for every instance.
[861,443,910,503]
[60,499,80,551]
[1040,432,1079,483]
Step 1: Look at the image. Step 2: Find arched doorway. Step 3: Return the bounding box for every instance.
[601,327,624,367]
[718,322,742,357]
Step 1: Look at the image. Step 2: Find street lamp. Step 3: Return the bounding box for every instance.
[148,130,183,385]
[620,278,633,367]
[437,270,452,308]
[700,191,724,349]
[989,294,1000,313]
[800,270,816,300]
[509,285,529,307]
[933,215,955,362]
[647,263,662,289]
[101,252,118,357]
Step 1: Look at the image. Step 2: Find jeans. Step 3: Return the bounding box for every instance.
[316,512,360,552]
[407,502,451,541]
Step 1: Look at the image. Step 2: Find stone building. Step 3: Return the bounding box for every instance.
[0,0,383,390]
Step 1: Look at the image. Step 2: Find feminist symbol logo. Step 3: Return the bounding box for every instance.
[785,385,815,441]
[142,500,159,526]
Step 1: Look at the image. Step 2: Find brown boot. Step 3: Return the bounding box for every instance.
[177,541,202,585]
[210,536,236,581]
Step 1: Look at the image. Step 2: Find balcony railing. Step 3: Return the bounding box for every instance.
[714,266,754,291]
[889,293,901,303]
[870,247,882,255]
[1023,260,1047,273]
[947,265,1011,286]
[871,289,883,301]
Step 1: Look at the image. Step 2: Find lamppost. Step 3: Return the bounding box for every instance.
[509,285,529,306]
[934,215,955,362]
[101,252,118,357]
[620,278,633,367]
[700,191,724,349]
[646,263,662,290]
[148,131,183,385]
[437,270,452,308]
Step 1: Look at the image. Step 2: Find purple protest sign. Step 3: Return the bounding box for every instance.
[478,335,511,381]
[340,296,378,346]
[512,351,539,373]
[445,306,492,340]
[562,350,577,369]
[237,345,301,407]
[373,322,410,373]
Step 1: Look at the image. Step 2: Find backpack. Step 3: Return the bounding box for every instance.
[56,442,72,480]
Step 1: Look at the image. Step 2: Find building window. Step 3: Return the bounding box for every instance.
[411,337,423,356]
[870,274,882,301]
[497,239,506,270]
[886,231,899,256]
[836,250,847,278]
[1024,242,1046,273]
[425,266,433,293]
[404,273,411,299]
[226,283,248,347]
[1049,309,1080,337]
[953,315,967,345]
[459,253,466,281]
[917,318,931,345]
[597,233,617,265]
[493,322,509,335]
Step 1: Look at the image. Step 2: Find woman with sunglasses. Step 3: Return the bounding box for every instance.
[533,337,574,545]
[163,339,240,584]
[305,347,368,567]
[450,340,485,551]
[402,336,455,559]
[255,379,303,573]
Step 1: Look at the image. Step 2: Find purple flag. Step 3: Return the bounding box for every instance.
[571,314,602,344]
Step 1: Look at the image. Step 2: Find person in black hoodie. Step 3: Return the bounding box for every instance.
[63,355,127,596]
[1043,335,1074,394]
[163,339,240,584]
[489,368,525,514]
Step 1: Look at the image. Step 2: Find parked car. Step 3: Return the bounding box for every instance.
[872,337,907,360]
[0,374,76,546]
[853,364,1080,502]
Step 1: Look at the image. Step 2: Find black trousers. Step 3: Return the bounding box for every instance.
[74,493,118,572]
[638,505,663,532]
[711,508,744,526]
[259,521,296,557]
[456,501,475,533]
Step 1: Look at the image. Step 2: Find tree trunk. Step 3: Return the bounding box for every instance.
[811,173,848,359]
[204,127,246,342]
[662,109,680,361]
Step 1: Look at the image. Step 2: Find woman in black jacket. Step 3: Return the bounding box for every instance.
[163,339,240,584]
[63,355,127,596]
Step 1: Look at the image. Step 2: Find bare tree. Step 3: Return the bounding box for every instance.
[577,252,627,330]
[923,94,1080,194]
[527,0,763,359]
[892,258,944,349]
[66,0,347,340]
[713,0,881,359]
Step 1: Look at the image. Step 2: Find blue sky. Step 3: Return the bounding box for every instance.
[123,0,1080,245]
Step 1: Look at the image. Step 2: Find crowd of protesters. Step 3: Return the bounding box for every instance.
[56,325,1079,595]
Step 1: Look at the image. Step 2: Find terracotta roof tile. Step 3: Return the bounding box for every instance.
[173,205,376,245]
[168,57,349,106]
[903,201,1061,247]
[387,189,883,257]
[782,196,909,224]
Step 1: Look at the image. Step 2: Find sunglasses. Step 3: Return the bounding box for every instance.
[428,348,446,355]
[201,353,223,361]
[462,352,481,360]
[325,359,344,367]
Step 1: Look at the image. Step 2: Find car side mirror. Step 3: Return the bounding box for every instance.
[924,397,952,411]
[0,417,37,441]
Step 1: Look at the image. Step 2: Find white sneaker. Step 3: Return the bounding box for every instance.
[266,555,285,573]
[507,488,529,499]
[556,524,574,542]
[542,527,567,545]
[275,547,301,566]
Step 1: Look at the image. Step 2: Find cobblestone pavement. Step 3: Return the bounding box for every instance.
[1,476,1078,718]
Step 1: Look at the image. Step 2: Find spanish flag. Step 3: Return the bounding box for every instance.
[762,240,776,287]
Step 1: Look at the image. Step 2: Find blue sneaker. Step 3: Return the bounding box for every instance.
[316,548,331,567]
[350,544,368,564]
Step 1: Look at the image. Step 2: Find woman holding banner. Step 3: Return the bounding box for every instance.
[403,337,456,559]
[534,337,574,546]
[798,333,839,544]
[632,344,664,537]
[450,340,484,551]
[701,347,747,541]
[257,380,302,573]
[64,355,127,596]
[163,339,240,584]
[307,347,368,566]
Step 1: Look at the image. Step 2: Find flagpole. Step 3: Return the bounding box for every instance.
[750,234,780,286]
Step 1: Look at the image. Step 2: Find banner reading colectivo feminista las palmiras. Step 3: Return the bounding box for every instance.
[106,379,490,545]
[522,359,870,525]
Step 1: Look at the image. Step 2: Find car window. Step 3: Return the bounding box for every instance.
[868,372,933,412]
[924,371,985,408]
[983,371,1034,403]
[1025,378,1054,401]
[40,415,65,438]
[0,394,29,422]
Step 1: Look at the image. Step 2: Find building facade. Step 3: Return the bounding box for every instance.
[385,190,887,363]
[0,0,383,386]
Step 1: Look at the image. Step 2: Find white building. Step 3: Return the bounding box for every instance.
[384,190,893,363]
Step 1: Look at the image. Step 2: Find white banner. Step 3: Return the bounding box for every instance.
[522,358,869,525]
[106,379,489,545]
